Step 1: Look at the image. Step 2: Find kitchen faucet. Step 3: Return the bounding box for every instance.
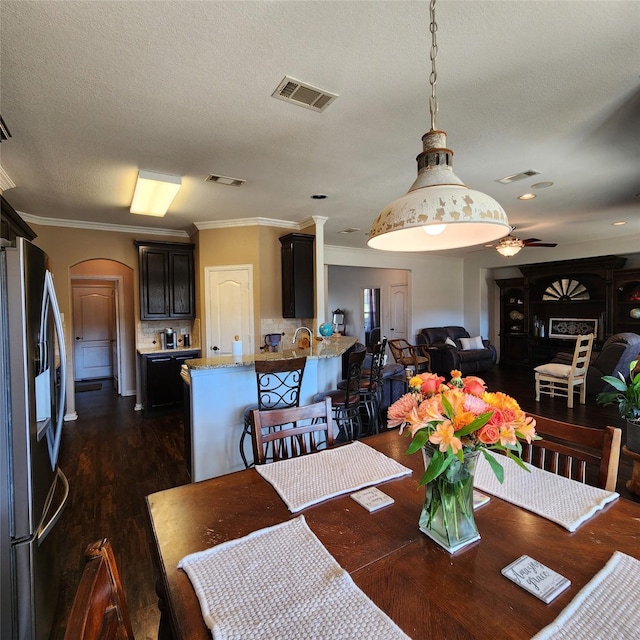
[293,326,313,352]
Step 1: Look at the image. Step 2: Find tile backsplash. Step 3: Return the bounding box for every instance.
[137,319,200,349]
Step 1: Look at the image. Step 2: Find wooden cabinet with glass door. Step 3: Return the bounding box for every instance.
[496,278,528,364]
[613,268,640,335]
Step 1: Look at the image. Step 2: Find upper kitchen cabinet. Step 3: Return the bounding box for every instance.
[135,241,195,320]
[279,233,314,318]
[1,195,36,244]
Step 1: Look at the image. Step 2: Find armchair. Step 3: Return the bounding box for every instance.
[388,338,431,373]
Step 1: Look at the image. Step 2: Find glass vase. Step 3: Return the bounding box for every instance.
[419,445,481,553]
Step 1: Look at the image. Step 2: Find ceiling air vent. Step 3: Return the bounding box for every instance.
[206,174,246,187]
[496,170,541,185]
[272,77,337,113]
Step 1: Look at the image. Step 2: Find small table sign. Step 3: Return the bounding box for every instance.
[502,555,571,604]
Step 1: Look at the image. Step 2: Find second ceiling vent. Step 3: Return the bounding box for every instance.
[272,76,337,113]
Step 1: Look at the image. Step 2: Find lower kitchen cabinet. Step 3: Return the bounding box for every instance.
[141,350,200,414]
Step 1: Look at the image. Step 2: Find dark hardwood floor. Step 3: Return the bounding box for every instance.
[49,365,638,639]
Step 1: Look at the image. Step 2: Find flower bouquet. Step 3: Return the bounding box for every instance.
[387,370,538,551]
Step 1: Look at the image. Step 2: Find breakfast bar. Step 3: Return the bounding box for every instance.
[181,336,357,481]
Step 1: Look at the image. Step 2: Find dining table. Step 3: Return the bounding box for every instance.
[146,429,640,640]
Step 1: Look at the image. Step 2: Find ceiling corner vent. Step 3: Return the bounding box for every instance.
[206,174,246,187]
[272,76,338,112]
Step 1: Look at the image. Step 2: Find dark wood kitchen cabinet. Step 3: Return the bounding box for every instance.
[1,195,36,244]
[141,349,200,414]
[279,233,314,318]
[135,241,195,320]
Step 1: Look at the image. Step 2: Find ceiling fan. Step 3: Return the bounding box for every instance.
[495,235,557,257]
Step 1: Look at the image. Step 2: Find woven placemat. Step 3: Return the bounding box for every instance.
[474,451,618,532]
[178,516,411,640]
[532,551,640,639]
[255,440,412,512]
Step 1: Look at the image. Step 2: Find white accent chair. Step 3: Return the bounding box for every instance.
[534,334,594,408]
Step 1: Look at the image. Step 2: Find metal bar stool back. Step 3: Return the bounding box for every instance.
[240,356,307,467]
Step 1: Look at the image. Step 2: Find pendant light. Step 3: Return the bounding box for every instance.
[368,0,510,251]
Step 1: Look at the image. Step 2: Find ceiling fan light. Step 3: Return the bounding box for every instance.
[496,237,524,257]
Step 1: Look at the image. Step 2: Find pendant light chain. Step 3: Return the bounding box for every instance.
[429,0,439,131]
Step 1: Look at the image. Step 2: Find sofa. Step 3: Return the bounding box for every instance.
[551,332,640,396]
[416,326,497,376]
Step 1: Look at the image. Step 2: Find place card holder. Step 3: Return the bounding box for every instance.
[502,555,571,604]
[351,487,394,512]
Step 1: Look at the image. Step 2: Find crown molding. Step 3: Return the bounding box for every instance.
[18,212,189,238]
[193,216,303,231]
[0,166,16,191]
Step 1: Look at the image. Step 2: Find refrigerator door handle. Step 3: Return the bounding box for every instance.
[37,467,69,544]
[43,270,67,470]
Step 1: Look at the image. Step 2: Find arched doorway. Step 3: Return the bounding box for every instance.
[68,259,135,411]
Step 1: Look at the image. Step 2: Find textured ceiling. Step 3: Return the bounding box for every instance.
[1,1,638,267]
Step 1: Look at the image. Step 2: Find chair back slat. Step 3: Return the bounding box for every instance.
[521,414,621,491]
[252,398,333,465]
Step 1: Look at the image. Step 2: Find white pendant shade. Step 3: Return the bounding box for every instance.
[368,130,510,251]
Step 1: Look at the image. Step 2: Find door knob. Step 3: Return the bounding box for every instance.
[211,346,219,351]
[75,336,82,340]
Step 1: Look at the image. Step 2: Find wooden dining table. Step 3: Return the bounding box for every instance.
[146,430,640,640]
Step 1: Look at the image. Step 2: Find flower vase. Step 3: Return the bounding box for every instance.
[419,445,481,553]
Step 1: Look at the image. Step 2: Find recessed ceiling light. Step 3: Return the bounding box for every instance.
[612,221,627,226]
[311,194,327,200]
[518,193,537,200]
[530,181,554,189]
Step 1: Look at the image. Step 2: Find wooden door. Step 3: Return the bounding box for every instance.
[389,283,408,341]
[205,266,254,356]
[72,285,114,380]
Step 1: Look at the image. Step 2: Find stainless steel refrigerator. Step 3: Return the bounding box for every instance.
[0,237,69,640]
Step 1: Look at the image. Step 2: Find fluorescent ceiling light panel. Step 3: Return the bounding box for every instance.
[130,170,181,217]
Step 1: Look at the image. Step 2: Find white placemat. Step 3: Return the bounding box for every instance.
[255,440,412,512]
[178,515,411,640]
[532,551,640,639]
[474,450,618,532]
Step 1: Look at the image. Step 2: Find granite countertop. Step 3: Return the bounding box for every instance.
[137,346,202,356]
[185,336,357,371]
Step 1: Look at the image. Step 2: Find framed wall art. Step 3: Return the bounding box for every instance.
[548,318,598,339]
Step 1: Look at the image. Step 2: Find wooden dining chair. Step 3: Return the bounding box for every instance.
[521,414,622,491]
[534,333,594,408]
[251,397,333,465]
[64,538,134,640]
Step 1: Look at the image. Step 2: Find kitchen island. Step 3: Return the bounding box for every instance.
[182,336,357,481]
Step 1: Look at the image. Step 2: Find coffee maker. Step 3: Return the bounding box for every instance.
[165,327,176,349]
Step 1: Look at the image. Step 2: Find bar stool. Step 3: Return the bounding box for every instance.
[239,356,307,468]
[337,338,386,436]
[313,346,366,442]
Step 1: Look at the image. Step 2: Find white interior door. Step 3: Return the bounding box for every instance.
[389,283,408,341]
[205,266,254,356]
[72,284,114,380]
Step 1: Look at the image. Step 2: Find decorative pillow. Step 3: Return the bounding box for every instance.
[533,363,571,378]
[459,336,484,350]
[445,337,457,347]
